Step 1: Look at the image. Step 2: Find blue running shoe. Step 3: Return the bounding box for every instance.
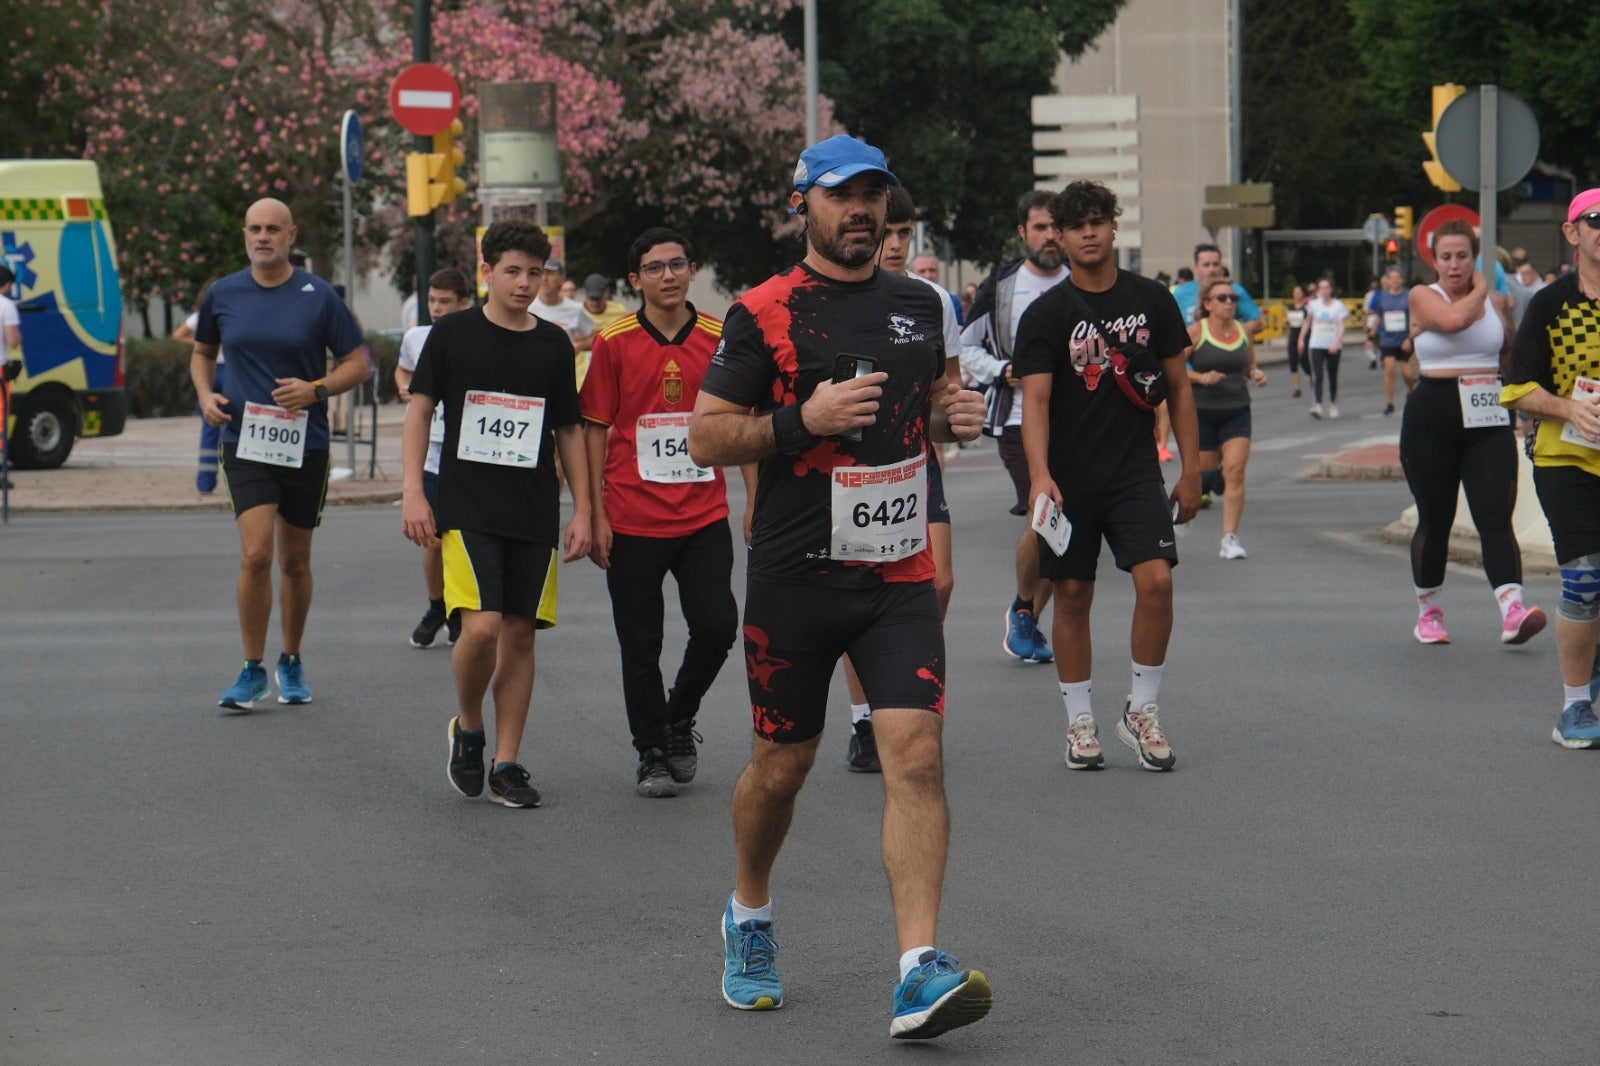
[1003,605,1052,664]
[721,898,782,1010]
[1553,700,1600,749]
[890,949,992,1040]
[276,653,312,705]
[218,661,269,710]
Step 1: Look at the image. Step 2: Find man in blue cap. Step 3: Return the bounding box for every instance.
[689,134,992,1040]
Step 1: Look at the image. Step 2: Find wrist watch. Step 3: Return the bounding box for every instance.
[313,379,329,401]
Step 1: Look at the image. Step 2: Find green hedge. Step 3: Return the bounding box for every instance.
[123,331,402,418]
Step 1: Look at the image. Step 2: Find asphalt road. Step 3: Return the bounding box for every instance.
[2,363,1590,1065]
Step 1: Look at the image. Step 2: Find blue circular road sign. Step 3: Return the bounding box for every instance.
[341,110,364,184]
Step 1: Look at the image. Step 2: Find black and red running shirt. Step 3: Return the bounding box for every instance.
[700,264,945,588]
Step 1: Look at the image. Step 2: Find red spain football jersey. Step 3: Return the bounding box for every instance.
[579,306,730,538]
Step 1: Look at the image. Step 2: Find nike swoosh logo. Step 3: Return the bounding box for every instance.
[1158,539,1173,547]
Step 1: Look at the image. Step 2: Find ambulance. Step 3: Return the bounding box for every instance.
[1,160,127,468]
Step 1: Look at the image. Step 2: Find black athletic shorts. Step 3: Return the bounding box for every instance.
[927,448,950,525]
[742,576,944,743]
[1381,345,1407,361]
[220,445,330,529]
[1534,464,1600,563]
[441,529,558,627]
[1195,406,1252,452]
[998,426,1029,516]
[1037,479,1178,582]
[422,470,440,516]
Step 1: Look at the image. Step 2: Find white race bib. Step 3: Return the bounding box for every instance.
[635,413,713,484]
[1030,493,1072,557]
[1285,309,1305,329]
[1561,377,1600,450]
[830,454,927,563]
[1457,374,1509,429]
[1309,321,1339,349]
[236,403,307,468]
[1382,310,1407,335]
[457,390,545,467]
[428,403,446,444]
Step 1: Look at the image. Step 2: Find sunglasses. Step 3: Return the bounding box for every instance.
[1574,212,1600,229]
[637,257,692,279]
[1209,293,1237,302]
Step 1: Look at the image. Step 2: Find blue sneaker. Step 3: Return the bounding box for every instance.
[890,949,992,1040]
[1003,605,1053,664]
[275,653,312,705]
[218,662,269,710]
[1553,700,1600,749]
[721,898,782,1010]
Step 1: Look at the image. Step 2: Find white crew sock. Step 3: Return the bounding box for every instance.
[1059,680,1093,719]
[1564,684,1589,709]
[1130,660,1163,708]
[1493,583,1524,620]
[1415,586,1441,617]
[851,702,872,725]
[730,894,772,925]
[899,946,935,981]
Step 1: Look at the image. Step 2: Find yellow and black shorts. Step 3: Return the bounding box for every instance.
[441,530,558,627]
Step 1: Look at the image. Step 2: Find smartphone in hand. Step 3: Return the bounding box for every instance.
[832,353,877,441]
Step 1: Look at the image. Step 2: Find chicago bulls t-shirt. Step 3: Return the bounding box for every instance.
[1012,270,1189,491]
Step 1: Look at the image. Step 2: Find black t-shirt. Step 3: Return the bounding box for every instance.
[411,307,580,544]
[699,264,944,587]
[1012,270,1190,492]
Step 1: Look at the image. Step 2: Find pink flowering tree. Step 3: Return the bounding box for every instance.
[533,0,838,291]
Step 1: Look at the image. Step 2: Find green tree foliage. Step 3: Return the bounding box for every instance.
[1350,0,1600,187]
[805,0,1124,267]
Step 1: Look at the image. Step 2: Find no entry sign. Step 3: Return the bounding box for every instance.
[389,64,461,136]
[1415,204,1480,270]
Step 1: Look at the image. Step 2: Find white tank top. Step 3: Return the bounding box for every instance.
[1411,283,1502,373]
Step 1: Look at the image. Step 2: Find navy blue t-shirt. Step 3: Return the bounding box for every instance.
[195,267,365,449]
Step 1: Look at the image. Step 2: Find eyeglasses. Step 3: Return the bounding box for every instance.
[638,257,692,279]
[1574,212,1600,229]
[1209,293,1237,302]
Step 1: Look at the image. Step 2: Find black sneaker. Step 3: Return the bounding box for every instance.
[665,718,701,783]
[847,720,882,773]
[447,716,486,797]
[636,748,680,798]
[411,600,447,647]
[445,608,461,645]
[488,762,541,808]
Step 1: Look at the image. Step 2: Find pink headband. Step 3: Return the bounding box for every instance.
[1568,188,1600,222]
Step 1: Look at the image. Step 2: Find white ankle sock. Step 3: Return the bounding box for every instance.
[1564,684,1589,708]
[1130,660,1163,708]
[730,894,772,924]
[1415,586,1441,616]
[1059,680,1092,719]
[899,946,934,981]
[851,702,872,725]
[1494,583,1524,620]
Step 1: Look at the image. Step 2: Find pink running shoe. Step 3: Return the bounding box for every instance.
[1501,601,1547,645]
[1414,606,1449,644]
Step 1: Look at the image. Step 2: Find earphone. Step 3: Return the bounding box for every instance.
[796,201,808,215]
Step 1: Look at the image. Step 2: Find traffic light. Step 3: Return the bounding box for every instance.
[431,118,467,205]
[1394,206,1414,240]
[1422,83,1464,192]
[403,119,467,217]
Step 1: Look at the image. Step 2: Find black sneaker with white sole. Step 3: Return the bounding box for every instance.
[446,715,486,797]
[665,718,701,783]
[488,762,541,808]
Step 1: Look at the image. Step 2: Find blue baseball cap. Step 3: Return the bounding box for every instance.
[793,135,900,192]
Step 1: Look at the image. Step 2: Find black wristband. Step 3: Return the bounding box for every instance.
[772,402,818,455]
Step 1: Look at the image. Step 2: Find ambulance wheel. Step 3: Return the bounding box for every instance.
[10,390,76,469]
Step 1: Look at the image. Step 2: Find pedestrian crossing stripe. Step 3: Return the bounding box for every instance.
[0,197,107,222]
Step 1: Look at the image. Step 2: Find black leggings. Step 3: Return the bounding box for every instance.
[1310,348,1340,403]
[1286,328,1309,374]
[1399,377,1522,589]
